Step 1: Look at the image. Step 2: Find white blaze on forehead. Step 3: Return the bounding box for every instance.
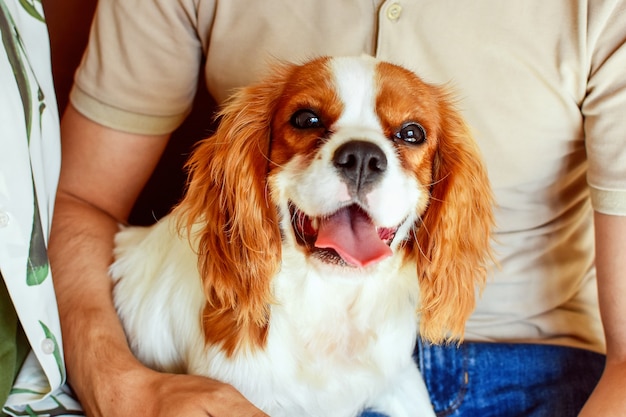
[329,57,381,130]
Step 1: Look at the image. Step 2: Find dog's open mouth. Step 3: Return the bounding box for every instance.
[290,203,398,268]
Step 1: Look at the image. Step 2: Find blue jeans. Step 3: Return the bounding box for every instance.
[361,339,605,417]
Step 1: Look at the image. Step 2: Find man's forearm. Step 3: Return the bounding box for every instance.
[49,192,141,411]
[579,212,626,416]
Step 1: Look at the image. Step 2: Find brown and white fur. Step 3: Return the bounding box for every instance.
[110,56,493,417]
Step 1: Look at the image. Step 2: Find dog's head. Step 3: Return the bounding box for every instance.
[176,56,493,353]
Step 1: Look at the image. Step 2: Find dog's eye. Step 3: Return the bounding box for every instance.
[394,122,426,145]
[290,109,324,129]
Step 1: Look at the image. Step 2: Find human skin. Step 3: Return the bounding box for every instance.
[578,212,626,417]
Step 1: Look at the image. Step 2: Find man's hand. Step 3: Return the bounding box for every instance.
[579,360,626,417]
[79,365,268,417]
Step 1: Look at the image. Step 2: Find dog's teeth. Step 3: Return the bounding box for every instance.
[311,218,319,231]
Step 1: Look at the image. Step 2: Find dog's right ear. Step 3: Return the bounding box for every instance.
[413,89,495,345]
[174,65,293,355]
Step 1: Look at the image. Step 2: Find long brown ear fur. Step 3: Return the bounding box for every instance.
[174,69,290,355]
[415,94,495,344]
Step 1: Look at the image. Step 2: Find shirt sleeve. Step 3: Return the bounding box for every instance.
[583,1,626,216]
[70,0,213,135]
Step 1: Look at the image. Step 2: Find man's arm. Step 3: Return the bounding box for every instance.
[579,211,626,416]
[49,105,267,417]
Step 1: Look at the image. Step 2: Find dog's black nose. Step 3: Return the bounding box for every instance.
[333,140,387,190]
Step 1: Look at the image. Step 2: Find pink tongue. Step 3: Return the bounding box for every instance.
[315,206,392,268]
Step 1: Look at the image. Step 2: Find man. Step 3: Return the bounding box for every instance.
[52,1,626,416]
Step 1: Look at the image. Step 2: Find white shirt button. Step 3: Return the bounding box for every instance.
[0,211,9,228]
[387,3,403,21]
[41,338,56,354]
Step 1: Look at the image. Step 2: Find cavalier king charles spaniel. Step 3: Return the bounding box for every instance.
[110,55,494,417]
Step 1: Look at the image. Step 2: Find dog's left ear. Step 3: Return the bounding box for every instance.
[414,94,495,344]
[174,68,291,354]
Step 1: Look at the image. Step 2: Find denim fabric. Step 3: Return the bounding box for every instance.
[360,340,605,417]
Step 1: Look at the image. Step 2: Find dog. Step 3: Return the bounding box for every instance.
[110,55,494,417]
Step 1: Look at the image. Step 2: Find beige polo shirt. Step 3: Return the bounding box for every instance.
[71,0,626,353]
